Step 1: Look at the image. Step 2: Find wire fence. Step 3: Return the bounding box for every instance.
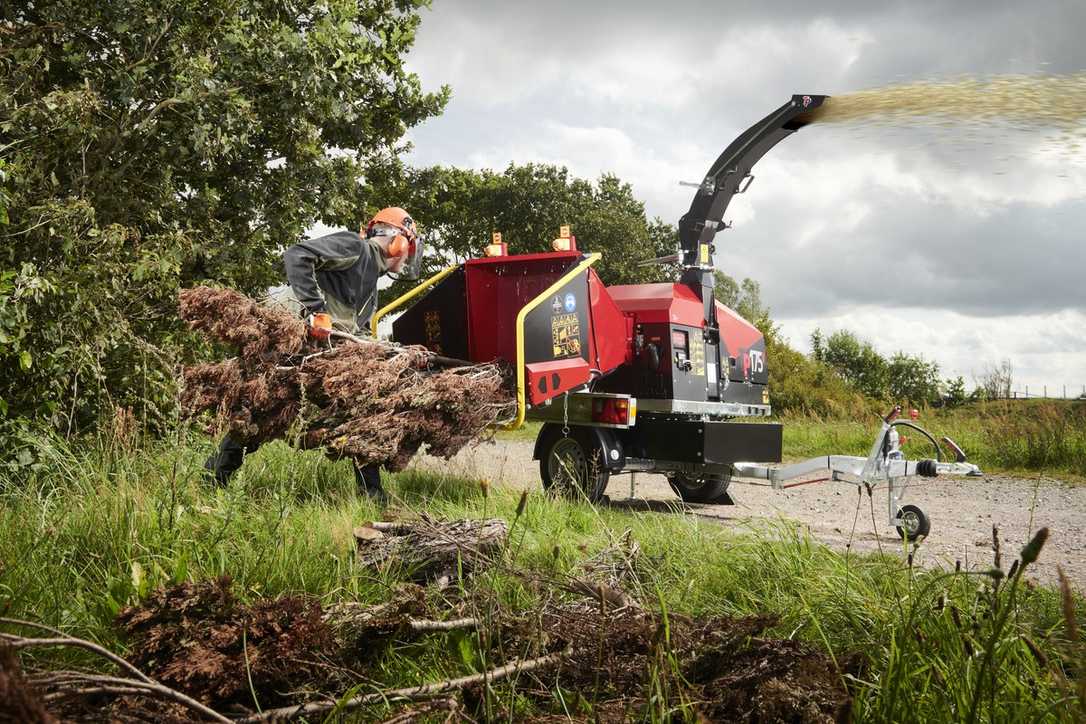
[992,384,1086,400]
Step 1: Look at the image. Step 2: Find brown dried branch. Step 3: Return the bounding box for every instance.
[0,621,230,723]
[234,650,570,724]
[18,664,230,723]
[178,286,515,471]
[407,618,477,632]
[0,624,151,684]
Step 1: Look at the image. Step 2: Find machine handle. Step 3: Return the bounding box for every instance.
[506,253,602,430]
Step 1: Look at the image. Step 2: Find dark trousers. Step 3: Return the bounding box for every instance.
[204,434,384,492]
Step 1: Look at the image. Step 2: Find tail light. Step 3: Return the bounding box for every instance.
[592,398,633,425]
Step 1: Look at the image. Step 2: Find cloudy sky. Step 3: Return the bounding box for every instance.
[402,0,1086,395]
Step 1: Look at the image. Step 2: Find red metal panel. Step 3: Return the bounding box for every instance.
[606,283,704,326]
[586,269,630,374]
[715,301,762,351]
[526,358,591,405]
[463,254,579,364]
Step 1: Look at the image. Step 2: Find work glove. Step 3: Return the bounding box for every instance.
[306,312,333,340]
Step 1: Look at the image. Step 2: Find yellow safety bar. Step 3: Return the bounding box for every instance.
[506,253,601,430]
[370,265,458,337]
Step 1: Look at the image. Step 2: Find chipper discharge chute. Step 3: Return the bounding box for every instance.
[379,93,982,540]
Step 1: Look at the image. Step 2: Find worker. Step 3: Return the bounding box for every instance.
[204,207,422,503]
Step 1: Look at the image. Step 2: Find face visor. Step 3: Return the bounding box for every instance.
[391,234,424,280]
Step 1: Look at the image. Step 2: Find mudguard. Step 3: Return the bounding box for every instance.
[533,422,626,472]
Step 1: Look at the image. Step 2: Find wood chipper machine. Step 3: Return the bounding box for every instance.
[374,94,981,541]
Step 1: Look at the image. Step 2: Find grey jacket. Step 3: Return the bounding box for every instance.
[283,230,388,333]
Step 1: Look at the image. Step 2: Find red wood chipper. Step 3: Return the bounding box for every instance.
[375,94,981,540]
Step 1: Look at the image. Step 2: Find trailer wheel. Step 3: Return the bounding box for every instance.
[667,473,730,504]
[896,504,930,541]
[538,427,609,503]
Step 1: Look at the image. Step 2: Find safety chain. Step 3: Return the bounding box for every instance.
[561,392,570,437]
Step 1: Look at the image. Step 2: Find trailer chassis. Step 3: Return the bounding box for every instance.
[730,407,982,539]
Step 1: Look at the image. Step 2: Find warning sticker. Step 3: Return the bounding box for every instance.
[551,313,581,358]
[691,339,705,377]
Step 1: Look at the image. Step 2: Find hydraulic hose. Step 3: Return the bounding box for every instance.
[889,420,942,462]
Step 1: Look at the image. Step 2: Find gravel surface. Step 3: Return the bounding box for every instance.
[415,439,1085,589]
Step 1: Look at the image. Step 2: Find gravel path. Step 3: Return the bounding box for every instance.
[414,439,1085,589]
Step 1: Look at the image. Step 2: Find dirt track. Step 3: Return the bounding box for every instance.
[415,439,1086,589]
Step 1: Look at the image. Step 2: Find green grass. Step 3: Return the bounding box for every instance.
[1,432,1083,721]
[782,400,1086,480]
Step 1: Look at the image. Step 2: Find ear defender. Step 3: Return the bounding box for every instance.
[386,234,410,258]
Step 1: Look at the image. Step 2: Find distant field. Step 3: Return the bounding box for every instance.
[783,400,1086,480]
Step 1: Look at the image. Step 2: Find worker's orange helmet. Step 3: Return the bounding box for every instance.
[366,207,417,241]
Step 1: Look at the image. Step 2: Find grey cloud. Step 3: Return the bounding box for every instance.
[722,189,1086,318]
[404,0,1086,323]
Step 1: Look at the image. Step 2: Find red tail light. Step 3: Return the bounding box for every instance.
[592,398,630,425]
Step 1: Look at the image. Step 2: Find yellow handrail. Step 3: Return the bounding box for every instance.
[370,265,458,337]
[507,253,601,430]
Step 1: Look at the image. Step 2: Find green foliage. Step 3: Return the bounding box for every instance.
[816,328,942,405]
[372,163,678,290]
[887,351,941,404]
[766,334,874,417]
[0,0,446,464]
[821,329,889,399]
[713,270,774,334]
[945,375,968,408]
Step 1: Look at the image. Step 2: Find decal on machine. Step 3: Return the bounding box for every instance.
[691,338,705,377]
[424,310,443,354]
[741,348,764,382]
[551,312,581,358]
[748,349,764,374]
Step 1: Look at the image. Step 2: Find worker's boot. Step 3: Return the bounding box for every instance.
[355,464,389,505]
[203,436,248,487]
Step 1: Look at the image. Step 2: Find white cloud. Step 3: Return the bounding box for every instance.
[778,308,1086,391]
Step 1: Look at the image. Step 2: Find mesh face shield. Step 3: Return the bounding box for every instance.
[399,235,424,280]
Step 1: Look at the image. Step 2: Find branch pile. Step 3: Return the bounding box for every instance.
[179,286,515,471]
[3,520,853,722]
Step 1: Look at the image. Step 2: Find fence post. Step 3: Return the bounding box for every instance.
[1044,385,1047,399]
[1065,385,1067,399]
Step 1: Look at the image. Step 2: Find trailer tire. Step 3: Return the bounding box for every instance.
[538,426,610,503]
[667,473,730,504]
[896,504,930,541]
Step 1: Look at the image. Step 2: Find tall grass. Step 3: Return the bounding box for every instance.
[1,433,1083,721]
